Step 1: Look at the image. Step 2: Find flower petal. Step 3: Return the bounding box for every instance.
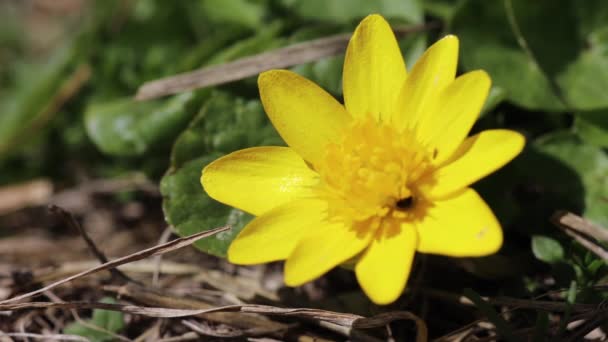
[201,146,318,216]
[228,199,328,265]
[343,14,407,122]
[393,35,458,131]
[355,225,417,305]
[284,221,372,286]
[420,70,491,164]
[422,129,525,199]
[416,188,502,257]
[259,70,350,165]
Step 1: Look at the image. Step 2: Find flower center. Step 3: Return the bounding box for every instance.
[315,118,435,228]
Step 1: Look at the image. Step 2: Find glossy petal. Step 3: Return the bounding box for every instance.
[420,70,491,164]
[422,129,525,199]
[355,225,417,305]
[202,146,318,216]
[343,14,407,122]
[284,222,372,286]
[416,188,502,257]
[259,70,350,165]
[228,199,328,265]
[393,35,458,131]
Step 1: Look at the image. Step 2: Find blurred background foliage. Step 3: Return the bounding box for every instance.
[1,0,608,311]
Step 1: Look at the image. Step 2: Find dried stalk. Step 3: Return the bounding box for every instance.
[551,211,608,262]
[0,300,427,342]
[0,226,230,304]
[135,23,438,100]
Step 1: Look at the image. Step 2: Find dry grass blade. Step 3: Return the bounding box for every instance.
[182,319,249,338]
[0,301,357,322]
[105,283,381,341]
[0,332,89,341]
[353,312,428,342]
[564,314,608,342]
[0,225,230,304]
[182,320,277,338]
[552,211,608,242]
[155,332,199,342]
[1,301,377,327]
[1,301,428,341]
[103,283,288,332]
[563,228,608,262]
[551,211,608,262]
[48,205,134,284]
[134,23,437,101]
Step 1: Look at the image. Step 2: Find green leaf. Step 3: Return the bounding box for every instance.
[161,155,253,257]
[399,33,428,67]
[557,47,608,110]
[90,1,202,95]
[451,0,568,111]
[64,297,124,342]
[452,0,608,111]
[85,91,209,157]
[422,0,460,22]
[199,0,268,29]
[574,110,608,148]
[282,0,424,24]
[206,22,284,66]
[555,1,608,110]
[170,93,283,168]
[161,93,283,257]
[534,132,608,227]
[531,235,565,264]
[481,86,508,116]
[85,21,282,159]
[291,56,344,96]
[0,42,80,156]
[587,259,605,277]
[475,132,608,235]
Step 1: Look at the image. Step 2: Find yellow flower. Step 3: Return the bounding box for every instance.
[201,14,524,305]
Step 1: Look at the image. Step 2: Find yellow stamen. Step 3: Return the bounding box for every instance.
[315,118,435,230]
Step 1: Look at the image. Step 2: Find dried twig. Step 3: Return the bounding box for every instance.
[0,300,427,341]
[428,287,602,341]
[105,283,290,338]
[155,332,199,342]
[467,310,606,342]
[0,332,89,341]
[551,211,608,262]
[564,314,608,342]
[134,23,438,100]
[182,319,278,338]
[43,291,132,342]
[48,205,134,284]
[0,226,230,304]
[552,211,608,242]
[107,283,381,341]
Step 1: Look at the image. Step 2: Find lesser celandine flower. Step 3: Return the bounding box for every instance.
[201,14,524,304]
